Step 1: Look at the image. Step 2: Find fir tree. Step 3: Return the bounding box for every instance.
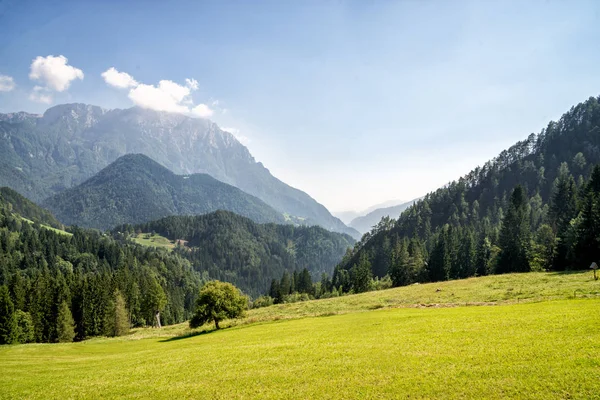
[497,185,532,273]
[56,301,76,343]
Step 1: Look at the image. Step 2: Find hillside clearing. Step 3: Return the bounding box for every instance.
[131,232,177,250]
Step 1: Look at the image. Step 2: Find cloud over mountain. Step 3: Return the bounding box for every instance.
[28,55,84,103]
[101,67,214,118]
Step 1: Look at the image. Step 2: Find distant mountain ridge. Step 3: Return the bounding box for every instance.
[334,199,409,226]
[42,154,285,230]
[0,104,359,238]
[348,198,421,234]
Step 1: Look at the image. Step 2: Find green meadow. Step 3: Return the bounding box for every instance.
[130,232,177,250]
[1,272,599,399]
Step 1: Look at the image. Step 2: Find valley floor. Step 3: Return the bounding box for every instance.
[1,272,599,399]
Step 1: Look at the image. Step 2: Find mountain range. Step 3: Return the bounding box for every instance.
[347,198,421,234]
[42,154,285,230]
[0,104,359,238]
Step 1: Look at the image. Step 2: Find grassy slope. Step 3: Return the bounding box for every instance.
[1,272,600,399]
[20,216,72,237]
[130,232,175,250]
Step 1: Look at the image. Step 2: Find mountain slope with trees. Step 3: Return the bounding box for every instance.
[114,211,355,297]
[334,95,600,292]
[0,193,205,344]
[0,104,358,238]
[42,154,286,230]
[0,187,63,229]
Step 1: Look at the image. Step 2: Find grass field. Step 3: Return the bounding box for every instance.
[131,232,176,250]
[1,272,600,399]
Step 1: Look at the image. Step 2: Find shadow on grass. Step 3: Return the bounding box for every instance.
[159,328,217,342]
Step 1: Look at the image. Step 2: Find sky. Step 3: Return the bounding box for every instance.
[1,0,600,212]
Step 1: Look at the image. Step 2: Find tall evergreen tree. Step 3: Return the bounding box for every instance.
[56,301,76,343]
[575,165,600,267]
[549,163,578,269]
[389,239,411,287]
[351,253,372,293]
[497,185,532,273]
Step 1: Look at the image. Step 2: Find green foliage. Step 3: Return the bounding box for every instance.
[190,281,248,329]
[43,154,285,230]
[336,95,600,289]
[0,187,63,229]
[251,296,274,309]
[115,211,354,297]
[56,301,75,343]
[351,253,373,293]
[0,272,599,399]
[497,185,532,273]
[14,310,34,344]
[575,165,600,267]
[104,290,130,337]
[0,194,204,343]
[0,285,16,344]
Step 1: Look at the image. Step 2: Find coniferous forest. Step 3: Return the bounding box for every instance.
[334,96,600,292]
[114,211,355,297]
[0,192,204,344]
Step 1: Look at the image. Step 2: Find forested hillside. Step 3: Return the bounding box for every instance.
[0,187,63,229]
[334,96,600,292]
[0,194,206,344]
[0,104,358,238]
[114,211,355,297]
[43,154,285,230]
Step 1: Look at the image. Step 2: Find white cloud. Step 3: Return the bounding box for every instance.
[0,74,15,92]
[103,67,217,118]
[191,103,214,118]
[29,86,53,104]
[129,80,194,113]
[101,67,138,88]
[29,55,84,92]
[185,78,199,90]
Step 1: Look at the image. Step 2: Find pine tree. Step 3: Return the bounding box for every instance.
[113,290,129,336]
[0,285,17,344]
[428,226,451,282]
[56,301,76,343]
[389,239,411,286]
[549,163,578,269]
[279,272,291,296]
[575,165,600,267]
[351,253,372,293]
[497,185,532,273]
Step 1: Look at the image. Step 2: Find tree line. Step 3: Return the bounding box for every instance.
[334,96,600,292]
[0,195,204,344]
[114,211,355,297]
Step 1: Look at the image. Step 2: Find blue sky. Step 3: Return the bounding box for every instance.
[1,0,600,212]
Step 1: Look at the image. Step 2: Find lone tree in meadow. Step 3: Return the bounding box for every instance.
[190,281,248,330]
